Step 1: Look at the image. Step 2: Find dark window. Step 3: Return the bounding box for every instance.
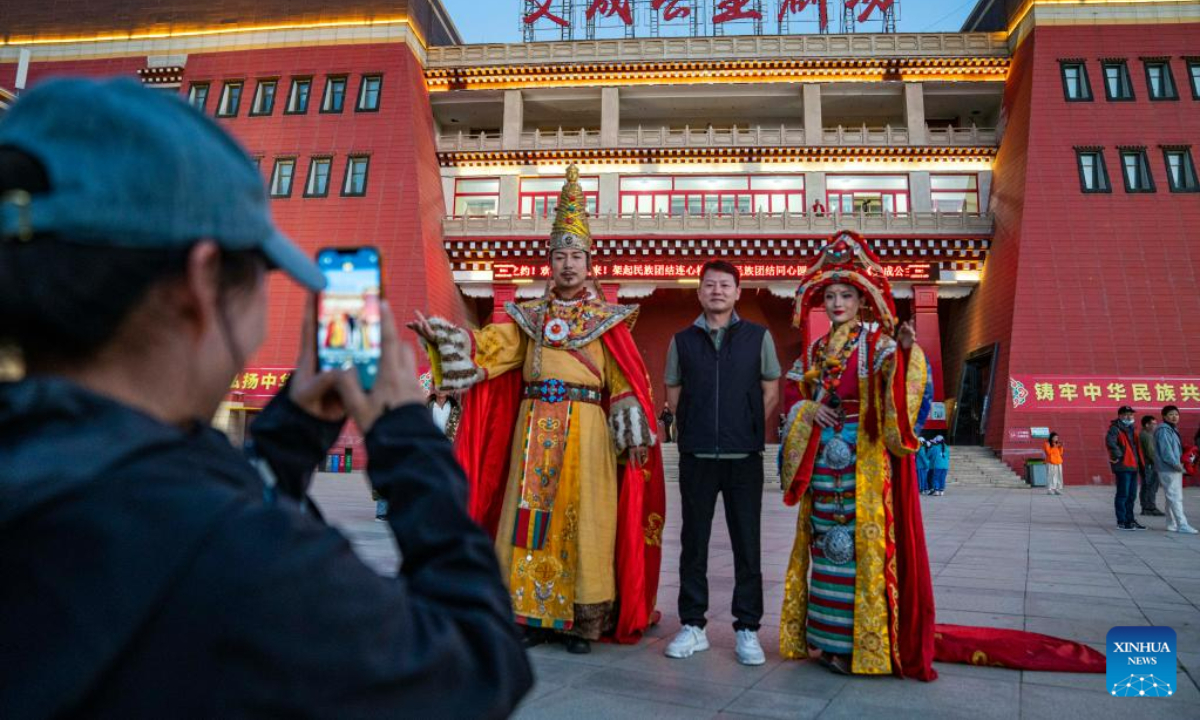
[1164,148,1199,192]
[270,159,296,198]
[187,83,209,111]
[251,80,277,116]
[1119,149,1155,192]
[286,78,311,114]
[1060,62,1092,101]
[357,75,382,112]
[217,81,243,117]
[322,77,347,113]
[1188,60,1200,100]
[343,156,370,196]
[1144,61,1178,100]
[1075,149,1111,193]
[304,157,333,197]
[1102,61,1134,101]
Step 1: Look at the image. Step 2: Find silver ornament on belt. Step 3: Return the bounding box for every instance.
[818,525,855,565]
[820,435,855,470]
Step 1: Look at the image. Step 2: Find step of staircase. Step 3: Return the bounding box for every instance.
[657,443,781,486]
[945,445,1027,488]
[660,444,1026,489]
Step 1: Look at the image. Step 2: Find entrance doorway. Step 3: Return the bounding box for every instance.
[951,344,997,446]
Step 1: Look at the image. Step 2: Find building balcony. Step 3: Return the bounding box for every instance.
[426,32,1009,69]
[435,124,998,152]
[442,210,994,239]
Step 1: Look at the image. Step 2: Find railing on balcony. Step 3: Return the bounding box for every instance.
[616,125,808,148]
[443,211,994,237]
[435,124,996,152]
[927,126,998,146]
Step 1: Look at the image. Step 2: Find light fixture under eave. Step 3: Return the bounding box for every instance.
[4,16,426,50]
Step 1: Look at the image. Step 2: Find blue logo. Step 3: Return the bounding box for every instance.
[1106,626,1176,697]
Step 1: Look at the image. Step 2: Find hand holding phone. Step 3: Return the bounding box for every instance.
[316,247,384,391]
[338,301,426,433]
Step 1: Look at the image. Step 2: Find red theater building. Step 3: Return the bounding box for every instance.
[3,0,1199,483]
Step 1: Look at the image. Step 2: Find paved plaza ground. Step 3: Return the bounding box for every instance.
[311,463,1200,719]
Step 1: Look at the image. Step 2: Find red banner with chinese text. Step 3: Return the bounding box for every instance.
[493,261,936,282]
[1009,375,1200,412]
[229,367,294,399]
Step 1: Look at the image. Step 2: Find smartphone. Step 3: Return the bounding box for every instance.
[316,247,383,391]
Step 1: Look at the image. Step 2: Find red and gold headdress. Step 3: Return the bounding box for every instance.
[792,229,898,334]
[548,164,593,255]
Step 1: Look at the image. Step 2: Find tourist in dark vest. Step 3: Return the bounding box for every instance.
[662,260,781,666]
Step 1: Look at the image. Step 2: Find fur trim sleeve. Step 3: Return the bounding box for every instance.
[424,317,483,392]
[609,395,657,452]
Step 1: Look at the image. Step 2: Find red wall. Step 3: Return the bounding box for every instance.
[948,24,1200,483]
[1,41,462,373]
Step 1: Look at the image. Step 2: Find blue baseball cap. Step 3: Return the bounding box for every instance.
[0,77,324,291]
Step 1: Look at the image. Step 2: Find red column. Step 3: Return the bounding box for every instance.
[599,282,621,303]
[913,284,944,427]
[804,307,832,352]
[492,283,517,324]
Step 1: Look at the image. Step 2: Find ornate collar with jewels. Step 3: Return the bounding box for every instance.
[507,294,638,350]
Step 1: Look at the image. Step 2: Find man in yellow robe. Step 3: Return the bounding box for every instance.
[412,167,666,653]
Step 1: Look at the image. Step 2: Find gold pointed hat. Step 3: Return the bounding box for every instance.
[548,165,593,254]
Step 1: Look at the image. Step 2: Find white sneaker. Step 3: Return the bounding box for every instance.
[1178,525,1199,535]
[664,625,709,659]
[735,629,766,666]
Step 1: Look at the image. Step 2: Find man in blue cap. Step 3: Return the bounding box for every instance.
[0,78,531,718]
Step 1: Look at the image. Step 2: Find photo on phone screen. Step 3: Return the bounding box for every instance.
[316,247,383,391]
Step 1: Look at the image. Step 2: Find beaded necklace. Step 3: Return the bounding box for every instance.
[803,321,863,401]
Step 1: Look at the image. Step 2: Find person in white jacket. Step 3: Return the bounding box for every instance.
[1153,405,1197,534]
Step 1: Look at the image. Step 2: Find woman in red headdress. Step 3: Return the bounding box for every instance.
[778,230,935,678]
[779,231,1106,681]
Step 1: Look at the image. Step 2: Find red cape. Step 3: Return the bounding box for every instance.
[453,322,666,644]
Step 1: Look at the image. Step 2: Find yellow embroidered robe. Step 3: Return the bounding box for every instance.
[462,307,644,638]
[778,324,928,674]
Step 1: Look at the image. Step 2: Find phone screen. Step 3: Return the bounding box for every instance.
[316,247,382,391]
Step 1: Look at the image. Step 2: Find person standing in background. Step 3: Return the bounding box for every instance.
[1043,432,1064,495]
[928,436,950,496]
[427,390,461,440]
[1154,405,1197,534]
[1138,416,1164,516]
[1106,405,1146,531]
[660,403,675,444]
[916,438,931,495]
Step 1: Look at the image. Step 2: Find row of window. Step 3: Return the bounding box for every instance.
[1076,146,1198,193]
[188,75,382,118]
[264,155,372,198]
[452,174,981,217]
[1061,57,1200,102]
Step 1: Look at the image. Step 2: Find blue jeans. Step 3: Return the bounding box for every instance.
[917,466,929,493]
[931,469,948,492]
[1113,470,1139,524]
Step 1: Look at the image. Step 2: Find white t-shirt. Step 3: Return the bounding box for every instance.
[430,402,453,434]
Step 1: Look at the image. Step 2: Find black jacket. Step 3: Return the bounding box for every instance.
[673,320,768,454]
[0,377,531,719]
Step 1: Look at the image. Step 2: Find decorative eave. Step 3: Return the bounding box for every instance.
[137,66,185,86]
[444,235,990,269]
[437,145,999,168]
[425,56,1010,92]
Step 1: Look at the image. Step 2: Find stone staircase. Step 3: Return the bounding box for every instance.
[657,443,783,487]
[946,445,1028,488]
